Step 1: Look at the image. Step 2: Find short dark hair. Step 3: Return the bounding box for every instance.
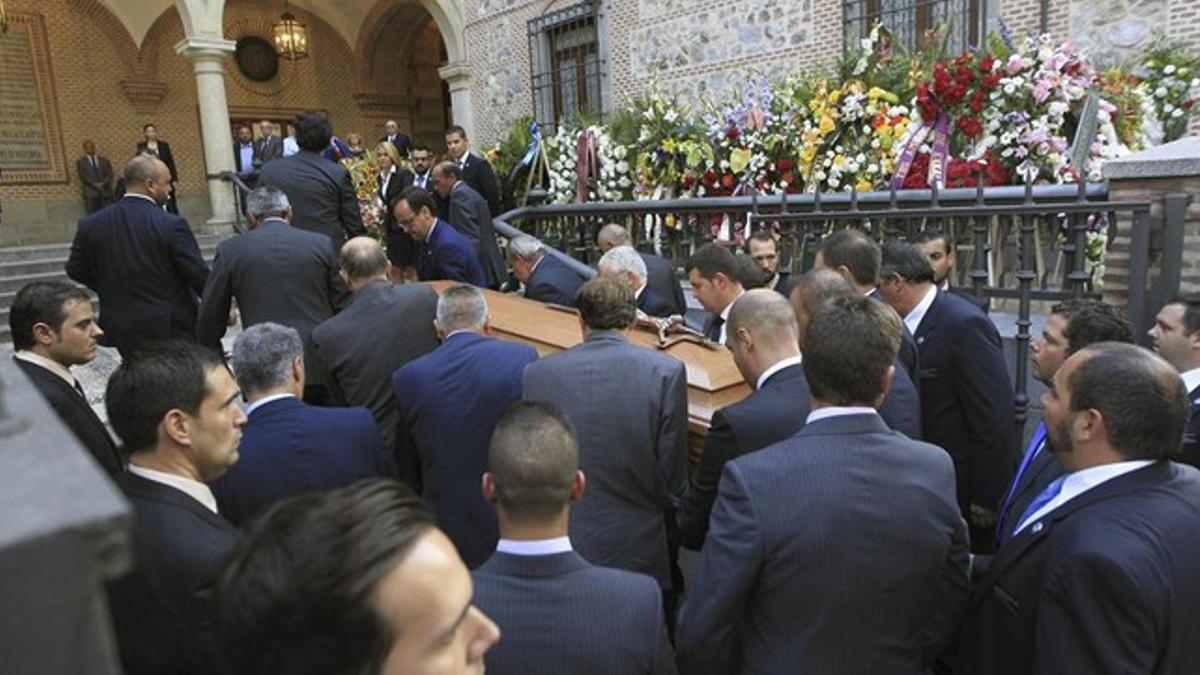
[435,161,463,181]
[489,401,578,522]
[1166,295,1200,336]
[879,241,936,284]
[142,122,156,131]
[294,111,332,152]
[445,125,467,139]
[804,295,902,405]
[1050,299,1133,354]
[236,124,251,133]
[397,186,437,217]
[816,229,881,286]
[735,254,768,289]
[106,340,226,454]
[1067,343,1189,460]
[748,229,776,246]
[9,281,91,350]
[685,243,739,282]
[576,278,636,331]
[411,144,431,155]
[912,229,952,254]
[219,480,435,675]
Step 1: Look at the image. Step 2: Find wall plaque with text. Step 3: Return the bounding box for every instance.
[0,13,67,184]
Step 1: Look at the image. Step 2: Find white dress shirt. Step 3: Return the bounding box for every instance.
[1013,460,1155,535]
[806,406,878,425]
[379,165,396,196]
[496,537,572,556]
[13,350,77,388]
[716,289,746,344]
[124,192,157,205]
[244,393,295,417]
[1181,366,1200,397]
[127,464,220,514]
[903,284,939,335]
[238,143,254,172]
[755,355,803,391]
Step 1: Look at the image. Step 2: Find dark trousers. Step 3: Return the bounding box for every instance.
[83,195,111,214]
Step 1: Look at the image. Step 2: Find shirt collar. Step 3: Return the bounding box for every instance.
[123,193,158,205]
[1181,366,1200,397]
[755,354,803,390]
[528,255,546,276]
[127,464,219,514]
[13,351,77,388]
[903,284,939,335]
[806,406,878,425]
[244,392,295,417]
[444,329,480,341]
[634,283,647,300]
[496,537,572,556]
[719,289,745,323]
[1015,460,1155,534]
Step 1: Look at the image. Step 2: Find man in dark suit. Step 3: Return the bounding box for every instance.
[209,323,385,526]
[233,124,256,176]
[523,279,689,603]
[792,269,922,440]
[815,228,920,387]
[685,244,746,344]
[597,223,686,316]
[380,119,413,158]
[76,140,114,213]
[197,186,347,404]
[408,145,448,219]
[312,237,439,453]
[253,120,283,166]
[432,161,507,288]
[677,295,969,675]
[396,187,486,286]
[747,229,791,298]
[104,340,247,675]
[877,242,1016,553]
[393,285,539,568]
[9,281,122,477]
[1149,296,1200,469]
[258,110,365,247]
[960,343,1200,674]
[598,245,676,318]
[677,290,808,549]
[913,229,990,312]
[446,124,501,217]
[992,299,1133,547]
[474,401,677,674]
[507,234,585,306]
[66,155,209,357]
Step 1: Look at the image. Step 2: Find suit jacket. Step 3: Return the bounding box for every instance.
[460,152,502,217]
[136,140,177,182]
[76,154,114,198]
[312,281,438,453]
[869,289,921,388]
[524,254,585,306]
[65,196,209,355]
[960,461,1200,674]
[915,289,1016,511]
[640,251,687,316]
[197,219,347,386]
[393,333,539,568]
[410,169,449,219]
[637,286,676,318]
[379,166,415,232]
[232,142,257,174]
[768,271,792,299]
[677,413,970,675]
[417,219,486,287]
[253,135,283,165]
[448,182,507,288]
[208,396,385,526]
[380,133,412,158]
[880,357,923,440]
[107,472,240,675]
[523,331,689,590]
[473,551,677,675]
[258,150,366,246]
[947,284,990,313]
[13,357,123,478]
[678,364,811,549]
[1182,384,1200,470]
[992,424,1065,548]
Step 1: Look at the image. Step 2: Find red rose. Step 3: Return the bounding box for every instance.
[777,157,793,171]
[969,91,984,113]
[780,171,795,186]
[956,116,983,138]
[902,153,931,190]
[983,73,1002,89]
[702,169,717,187]
[978,52,995,73]
[726,126,740,141]
[681,174,696,190]
[1184,100,1195,110]
[720,173,735,189]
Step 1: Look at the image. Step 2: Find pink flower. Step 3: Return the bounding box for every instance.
[1006,55,1024,75]
[1032,81,1052,103]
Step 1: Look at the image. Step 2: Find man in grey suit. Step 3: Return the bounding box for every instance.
[258,111,365,247]
[76,140,114,213]
[312,237,439,455]
[677,294,969,675]
[197,186,348,403]
[473,401,677,675]
[522,279,689,612]
[432,161,507,289]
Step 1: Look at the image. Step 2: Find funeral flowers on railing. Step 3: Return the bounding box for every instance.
[543,124,634,204]
[1137,38,1200,143]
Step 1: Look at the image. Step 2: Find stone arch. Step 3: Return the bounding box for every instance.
[65,0,142,79]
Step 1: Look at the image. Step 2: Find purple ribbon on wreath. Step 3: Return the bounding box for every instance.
[575,130,599,204]
[890,112,950,190]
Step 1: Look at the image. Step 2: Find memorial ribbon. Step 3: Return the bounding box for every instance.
[519,121,541,169]
[575,129,599,204]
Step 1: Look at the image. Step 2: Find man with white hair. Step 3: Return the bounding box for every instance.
[197,185,348,404]
[598,245,676,318]
[596,223,686,315]
[508,235,586,307]
[392,284,539,568]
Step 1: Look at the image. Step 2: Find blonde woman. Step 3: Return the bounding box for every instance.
[377,142,417,282]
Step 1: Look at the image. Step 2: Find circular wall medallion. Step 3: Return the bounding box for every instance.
[235,36,279,82]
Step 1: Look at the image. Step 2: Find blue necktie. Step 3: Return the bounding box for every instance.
[1012,474,1067,536]
[995,422,1047,537]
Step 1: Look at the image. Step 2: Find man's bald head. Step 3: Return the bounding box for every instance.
[340,237,388,286]
[596,224,632,252]
[790,268,857,347]
[728,289,799,347]
[123,155,170,204]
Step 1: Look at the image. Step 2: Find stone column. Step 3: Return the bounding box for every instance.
[438,61,475,142]
[175,37,237,233]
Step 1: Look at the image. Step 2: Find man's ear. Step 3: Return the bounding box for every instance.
[30,322,57,347]
[161,408,191,447]
[482,472,497,504]
[569,470,586,502]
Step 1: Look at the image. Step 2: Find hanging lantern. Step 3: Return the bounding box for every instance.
[271,11,308,60]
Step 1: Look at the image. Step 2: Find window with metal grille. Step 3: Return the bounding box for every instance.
[843,0,986,54]
[528,1,606,133]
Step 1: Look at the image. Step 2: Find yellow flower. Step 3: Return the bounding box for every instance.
[730,147,753,174]
[856,179,874,192]
[662,138,677,154]
[819,115,835,134]
[829,89,842,104]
